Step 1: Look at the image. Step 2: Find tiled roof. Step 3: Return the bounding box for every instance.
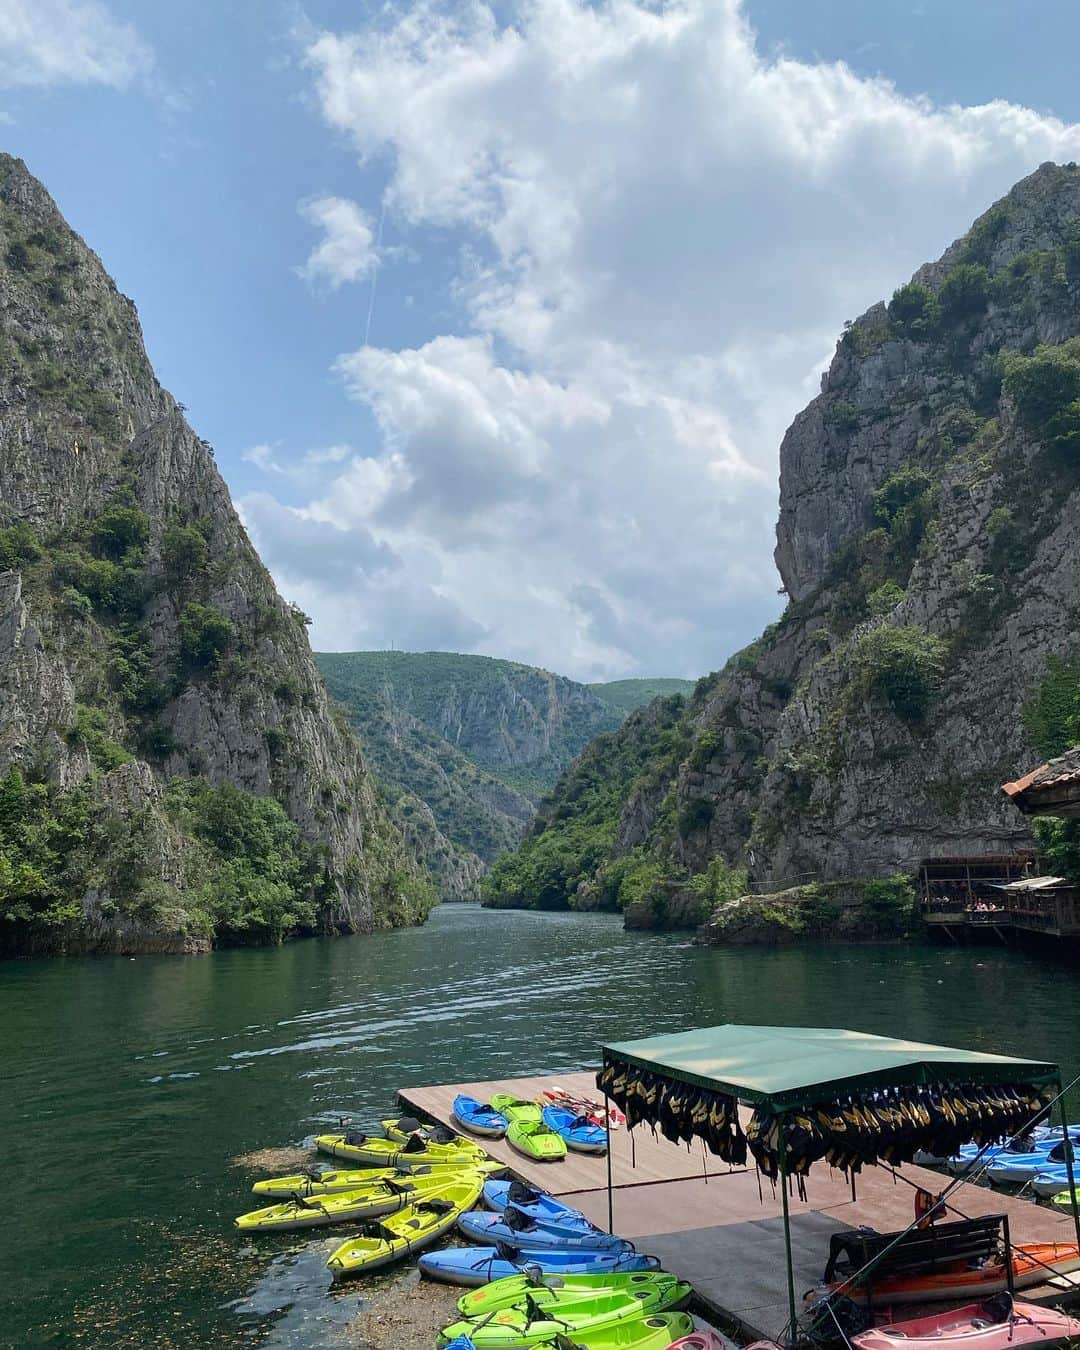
[1002,746,1080,802]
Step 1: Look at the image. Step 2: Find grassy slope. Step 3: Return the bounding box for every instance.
[589,678,695,716]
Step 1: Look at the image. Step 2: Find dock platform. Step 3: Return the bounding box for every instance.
[400,1070,1080,1342]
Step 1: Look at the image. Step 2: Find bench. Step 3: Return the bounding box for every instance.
[823,1214,1006,1286]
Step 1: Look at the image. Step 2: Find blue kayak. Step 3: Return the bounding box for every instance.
[482,1179,592,1229]
[988,1140,1076,1184]
[442,1339,476,1350]
[418,1244,660,1287]
[1035,1124,1080,1140]
[1032,1167,1076,1197]
[452,1095,508,1139]
[947,1135,1078,1174]
[458,1206,633,1251]
[541,1105,607,1154]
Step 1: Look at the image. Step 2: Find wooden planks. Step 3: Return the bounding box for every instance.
[400,1070,750,1197]
[399,1069,1080,1340]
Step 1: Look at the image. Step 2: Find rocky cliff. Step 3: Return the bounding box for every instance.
[315,650,628,898]
[484,162,1080,928]
[0,155,433,955]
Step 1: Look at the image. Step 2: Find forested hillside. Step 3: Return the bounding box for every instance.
[315,653,694,899]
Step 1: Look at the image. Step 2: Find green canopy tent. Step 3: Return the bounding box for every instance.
[597,1024,1078,1339]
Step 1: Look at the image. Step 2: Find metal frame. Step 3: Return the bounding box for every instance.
[598,1029,1073,1349]
[1059,1078,1080,1252]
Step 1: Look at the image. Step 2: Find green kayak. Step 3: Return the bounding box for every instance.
[439,1312,695,1350]
[490,1093,566,1163]
[458,1271,683,1319]
[441,1281,692,1347]
[1052,1188,1080,1210]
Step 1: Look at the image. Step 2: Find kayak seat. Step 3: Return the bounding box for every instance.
[982,1292,1013,1323]
[524,1293,557,1322]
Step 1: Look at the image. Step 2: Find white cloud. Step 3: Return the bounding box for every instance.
[0,0,151,89]
[256,0,1080,678]
[244,441,354,479]
[298,195,378,289]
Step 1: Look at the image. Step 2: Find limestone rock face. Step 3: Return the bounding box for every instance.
[776,163,1080,602]
[494,162,1080,927]
[0,155,429,952]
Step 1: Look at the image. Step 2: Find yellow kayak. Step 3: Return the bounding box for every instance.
[252,1161,485,1200]
[316,1130,489,1169]
[236,1164,490,1232]
[327,1176,481,1279]
[381,1116,486,1152]
[253,1166,397,1198]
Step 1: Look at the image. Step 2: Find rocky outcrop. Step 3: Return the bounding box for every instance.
[484,161,1080,928]
[694,881,915,945]
[0,154,432,954]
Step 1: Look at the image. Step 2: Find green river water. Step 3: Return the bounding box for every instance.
[3,904,1079,1348]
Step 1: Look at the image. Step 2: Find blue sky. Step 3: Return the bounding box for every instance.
[6,0,1080,678]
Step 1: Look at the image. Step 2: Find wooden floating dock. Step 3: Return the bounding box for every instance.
[400,1069,1080,1343]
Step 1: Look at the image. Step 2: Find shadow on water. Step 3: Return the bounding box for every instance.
[3,903,1078,1345]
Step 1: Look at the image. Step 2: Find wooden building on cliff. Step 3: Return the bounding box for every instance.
[990,748,1080,939]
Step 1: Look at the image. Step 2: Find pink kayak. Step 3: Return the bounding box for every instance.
[669,1335,728,1350]
[853,1297,1080,1350]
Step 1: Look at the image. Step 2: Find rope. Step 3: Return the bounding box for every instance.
[777,1070,1080,1347]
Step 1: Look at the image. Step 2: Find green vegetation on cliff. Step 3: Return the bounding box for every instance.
[483,163,1080,934]
[0,766,321,942]
[0,154,430,954]
[481,693,693,912]
[1024,653,1080,759]
[588,678,695,716]
[1024,654,1080,886]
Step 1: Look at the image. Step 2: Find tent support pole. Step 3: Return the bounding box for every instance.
[604,1091,614,1234]
[1058,1080,1080,1252]
[778,1118,798,1345]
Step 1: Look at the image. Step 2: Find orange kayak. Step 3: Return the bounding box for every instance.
[819,1243,1080,1305]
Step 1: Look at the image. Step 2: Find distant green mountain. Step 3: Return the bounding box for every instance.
[590,678,695,716]
[315,652,693,901]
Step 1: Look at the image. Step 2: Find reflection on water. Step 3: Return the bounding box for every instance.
[3,904,1078,1346]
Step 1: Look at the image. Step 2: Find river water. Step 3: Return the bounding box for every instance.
[3,904,1079,1347]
